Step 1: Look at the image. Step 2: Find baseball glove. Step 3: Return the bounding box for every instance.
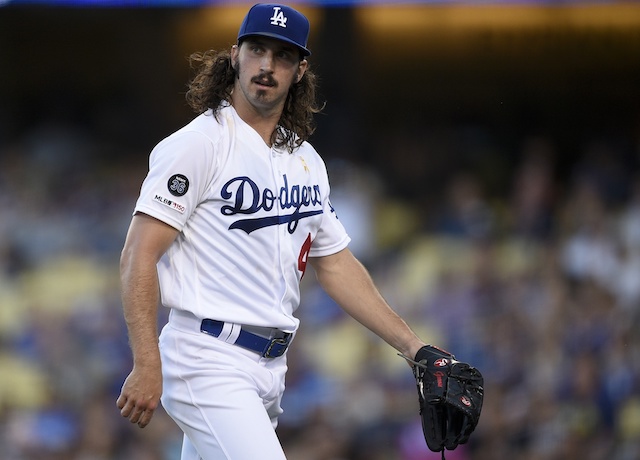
[401,345,484,459]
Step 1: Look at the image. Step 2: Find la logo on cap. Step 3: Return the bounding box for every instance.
[270,6,287,28]
[237,4,312,56]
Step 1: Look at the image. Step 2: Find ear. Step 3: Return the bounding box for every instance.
[231,44,239,67]
[296,59,308,83]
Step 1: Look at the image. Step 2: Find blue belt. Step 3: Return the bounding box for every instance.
[200,319,292,358]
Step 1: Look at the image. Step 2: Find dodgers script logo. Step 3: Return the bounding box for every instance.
[221,174,323,234]
[270,6,287,28]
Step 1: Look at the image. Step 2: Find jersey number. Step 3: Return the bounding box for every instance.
[298,233,312,277]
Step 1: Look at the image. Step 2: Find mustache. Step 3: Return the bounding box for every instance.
[252,73,277,87]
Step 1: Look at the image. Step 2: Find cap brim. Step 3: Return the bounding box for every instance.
[238,32,311,57]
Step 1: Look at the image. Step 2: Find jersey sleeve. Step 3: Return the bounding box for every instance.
[308,159,351,258]
[134,130,215,231]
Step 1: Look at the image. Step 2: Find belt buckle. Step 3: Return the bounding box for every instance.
[263,336,290,358]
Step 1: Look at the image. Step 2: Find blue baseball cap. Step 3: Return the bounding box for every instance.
[237,3,311,57]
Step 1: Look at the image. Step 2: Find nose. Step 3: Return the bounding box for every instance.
[259,50,275,72]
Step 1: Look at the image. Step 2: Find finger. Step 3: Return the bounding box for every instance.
[138,408,155,428]
[128,405,145,424]
[116,394,127,410]
[119,399,135,418]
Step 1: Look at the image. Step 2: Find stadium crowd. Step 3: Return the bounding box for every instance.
[1,111,640,460]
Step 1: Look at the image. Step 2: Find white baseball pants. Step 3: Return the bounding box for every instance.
[159,309,289,460]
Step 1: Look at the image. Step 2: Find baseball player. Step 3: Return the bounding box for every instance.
[116,4,427,459]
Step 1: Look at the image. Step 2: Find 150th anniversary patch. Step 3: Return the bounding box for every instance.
[168,174,189,197]
[154,194,186,214]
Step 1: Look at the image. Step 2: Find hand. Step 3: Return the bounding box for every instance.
[116,364,163,428]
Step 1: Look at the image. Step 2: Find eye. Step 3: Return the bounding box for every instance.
[248,42,264,54]
[277,49,298,63]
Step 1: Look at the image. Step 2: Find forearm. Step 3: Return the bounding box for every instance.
[120,250,162,369]
[311,250,425,358]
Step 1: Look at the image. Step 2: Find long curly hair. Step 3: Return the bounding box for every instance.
[185,48,323,153]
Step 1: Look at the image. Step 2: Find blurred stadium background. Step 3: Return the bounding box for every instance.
[2,0,640,459]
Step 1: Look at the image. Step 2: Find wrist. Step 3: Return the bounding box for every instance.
[403,340,427,361]
[132,348,162,369]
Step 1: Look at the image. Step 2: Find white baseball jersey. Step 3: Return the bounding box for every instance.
[135,104,351,332]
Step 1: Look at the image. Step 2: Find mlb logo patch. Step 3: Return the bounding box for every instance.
[154,194,186,214]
